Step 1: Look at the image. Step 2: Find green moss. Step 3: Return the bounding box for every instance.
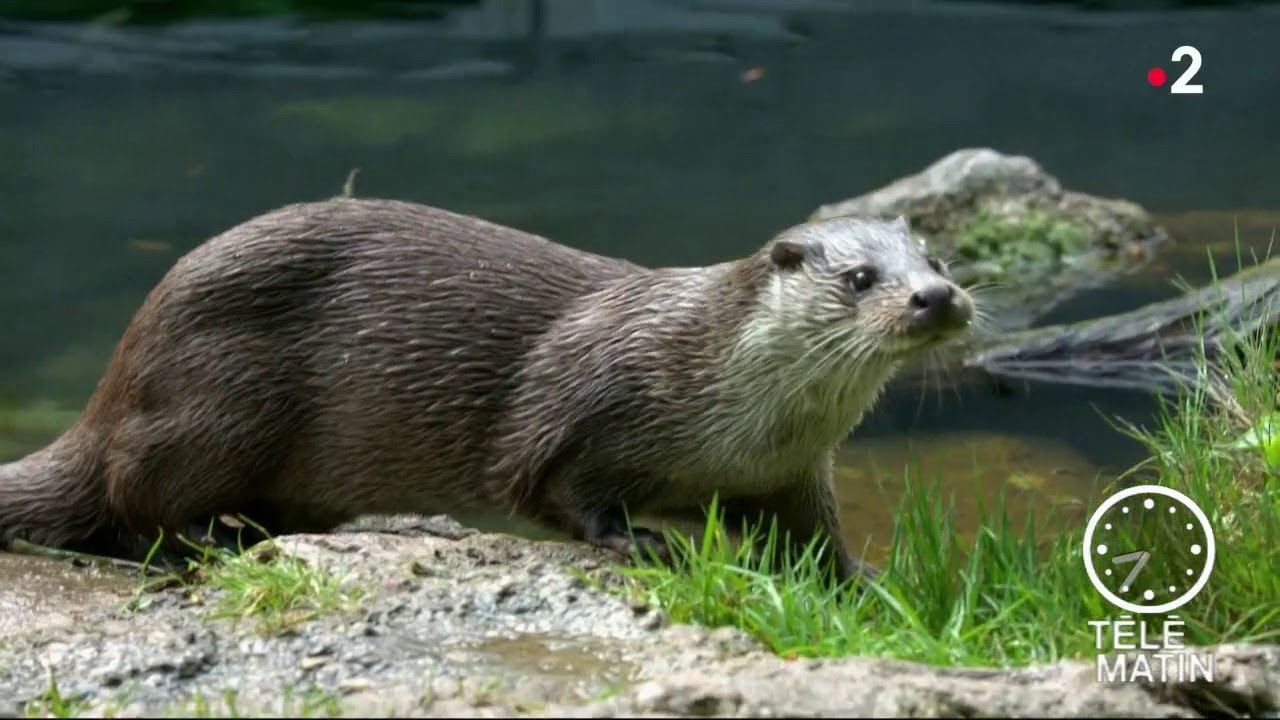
[0,400,79,438]
[452,101,607,158]
[274,90,674,156]
[273,97,448,148]
[952,208,1090,271]
[0,400,80,461]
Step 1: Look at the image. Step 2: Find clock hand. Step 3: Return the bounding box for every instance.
[1112,550,1151,592]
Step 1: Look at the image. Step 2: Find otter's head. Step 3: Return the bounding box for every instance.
[761,215,974,360]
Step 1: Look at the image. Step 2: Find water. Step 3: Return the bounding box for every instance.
[1,1,1278,556]
[0,553,136,642]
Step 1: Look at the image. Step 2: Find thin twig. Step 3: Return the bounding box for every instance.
[7,538,166,575]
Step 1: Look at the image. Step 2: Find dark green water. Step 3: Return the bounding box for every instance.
[1,1,1278,551]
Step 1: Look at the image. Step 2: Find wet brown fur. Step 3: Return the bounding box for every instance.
[0,198,969,578]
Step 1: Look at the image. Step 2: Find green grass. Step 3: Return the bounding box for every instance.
[134,525,368,636]
[620,255,1280,668]
[195,542,365,635]
[165,685,344,718]
[22,673,91,719]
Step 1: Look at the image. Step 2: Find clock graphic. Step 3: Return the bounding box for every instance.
[1082,484,1216,614]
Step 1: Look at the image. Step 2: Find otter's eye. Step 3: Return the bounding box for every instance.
[927,256,948,276]
[845,266,878,292]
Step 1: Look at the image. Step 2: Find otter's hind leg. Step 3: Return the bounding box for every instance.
[172,500,350,556]
[102,407,298,555]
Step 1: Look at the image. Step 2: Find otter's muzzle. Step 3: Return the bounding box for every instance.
[906,282,972,337]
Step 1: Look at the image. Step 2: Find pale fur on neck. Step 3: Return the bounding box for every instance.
[672,263,899,484]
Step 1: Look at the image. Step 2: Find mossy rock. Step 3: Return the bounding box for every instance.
[810,148,1171,330]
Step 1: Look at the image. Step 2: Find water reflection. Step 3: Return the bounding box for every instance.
[833,431,1109,565]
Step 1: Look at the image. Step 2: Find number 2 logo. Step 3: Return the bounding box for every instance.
[1170,45,1203,94]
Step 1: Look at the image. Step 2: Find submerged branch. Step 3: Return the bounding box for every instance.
[920,258,1280,399]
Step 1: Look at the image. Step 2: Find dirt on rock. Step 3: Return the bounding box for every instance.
[0,516,1275,718]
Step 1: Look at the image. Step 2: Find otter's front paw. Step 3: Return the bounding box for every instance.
[833,553,882,592]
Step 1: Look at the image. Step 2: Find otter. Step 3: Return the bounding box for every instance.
[0,198,973,581]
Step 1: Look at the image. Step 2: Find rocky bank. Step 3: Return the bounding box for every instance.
[0,516,1275,718]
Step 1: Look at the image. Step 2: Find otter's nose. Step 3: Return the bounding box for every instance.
[909,284,954,311]
[908,282,969,334]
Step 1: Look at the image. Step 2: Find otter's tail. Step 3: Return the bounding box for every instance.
[0,440,109,551]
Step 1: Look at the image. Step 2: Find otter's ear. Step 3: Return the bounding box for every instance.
[769,240,807,271]
[892,214,928,251]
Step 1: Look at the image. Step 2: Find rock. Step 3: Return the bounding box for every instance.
[0,523,1275,717]
[810,148,1172,330]
[577,646,1280,717]
[333,512,480,541]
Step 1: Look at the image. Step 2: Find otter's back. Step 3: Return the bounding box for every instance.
[104,198,644,516]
